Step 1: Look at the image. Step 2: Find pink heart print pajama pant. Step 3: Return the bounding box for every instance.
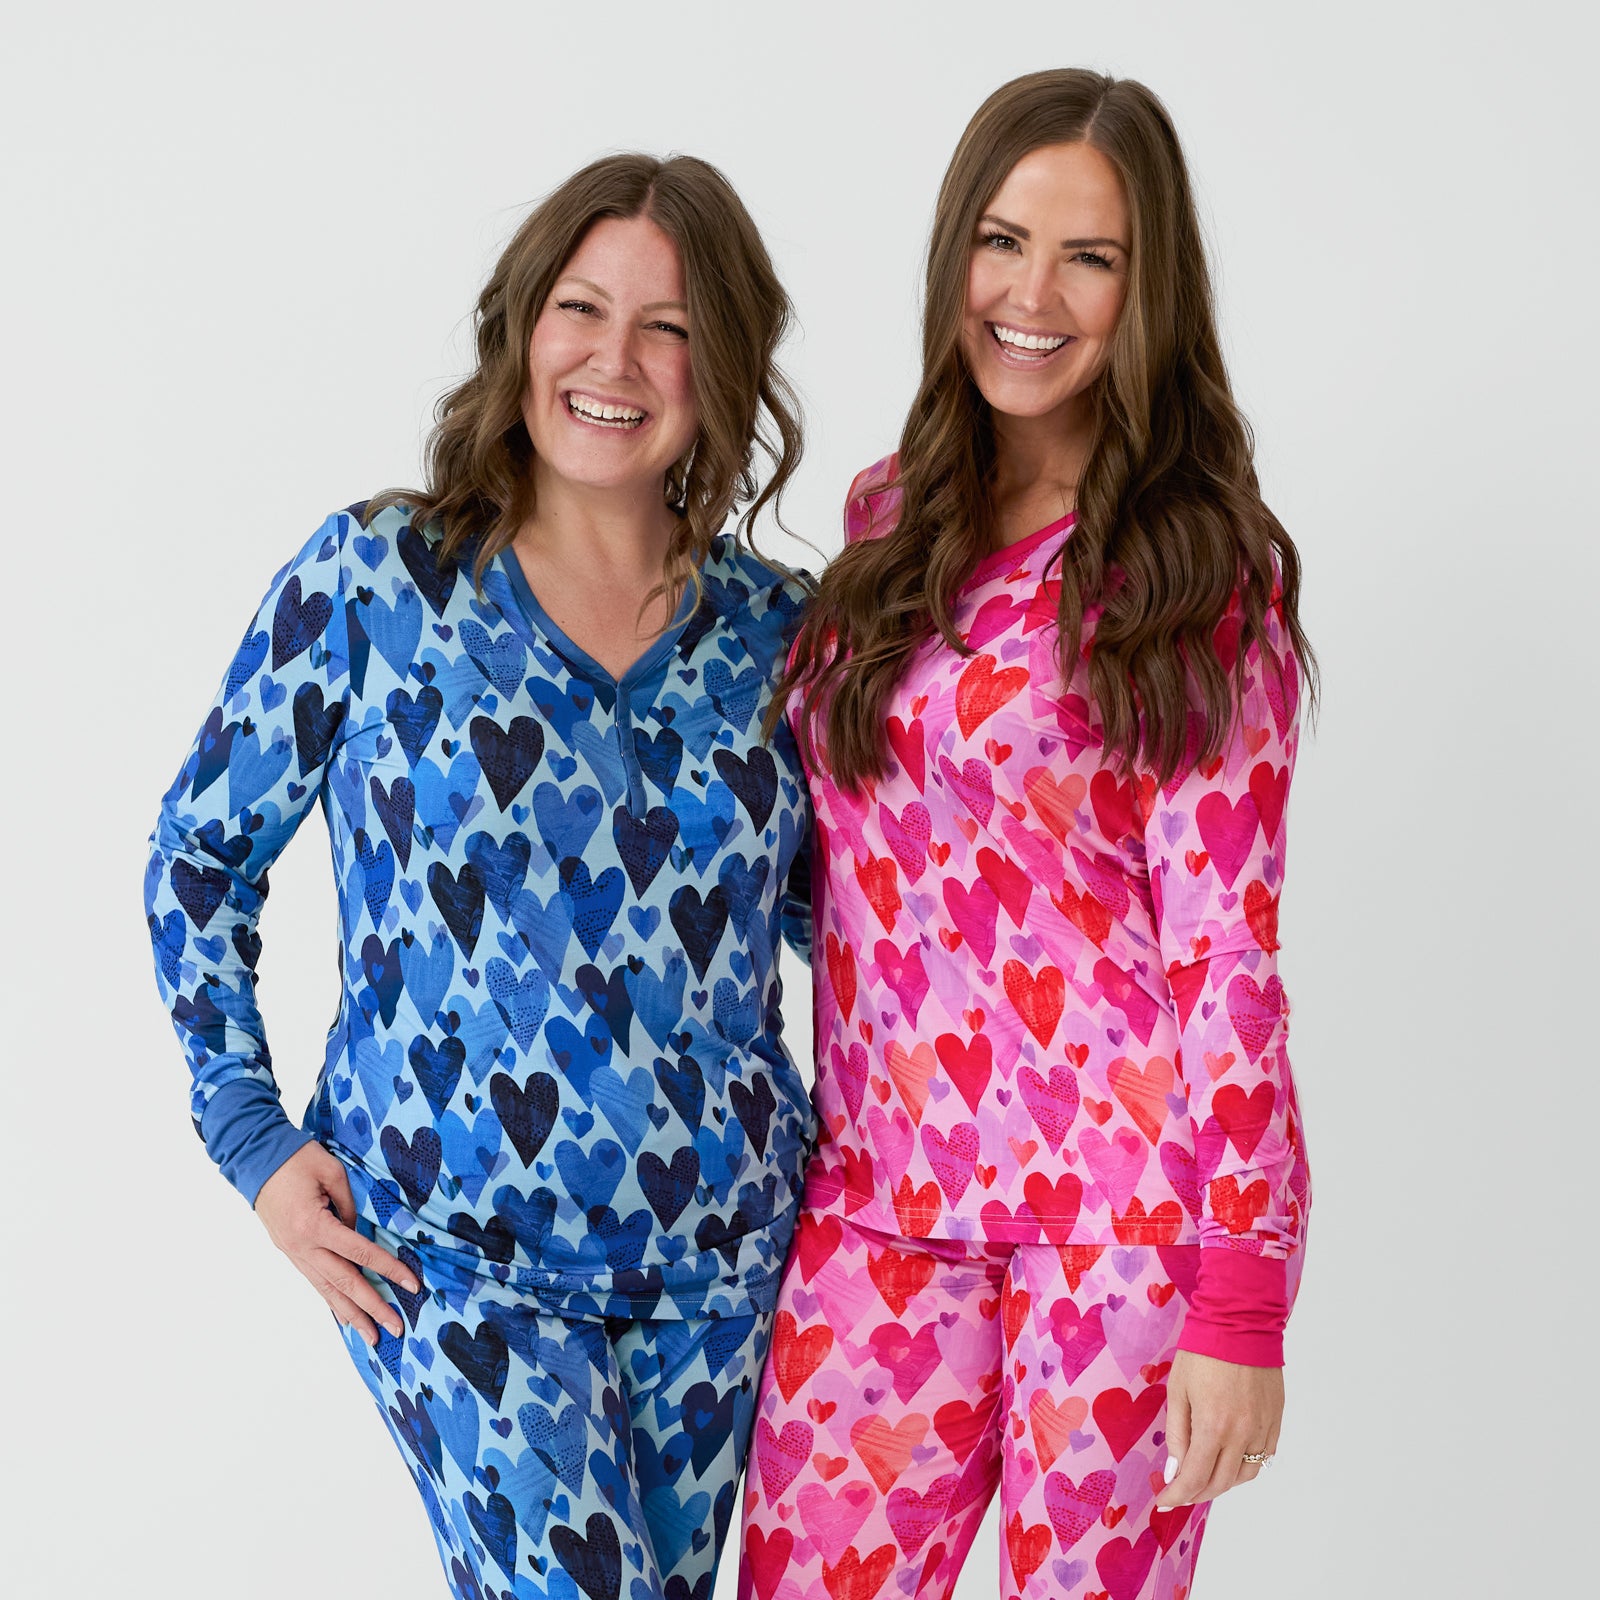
[737,1214,1208,1600]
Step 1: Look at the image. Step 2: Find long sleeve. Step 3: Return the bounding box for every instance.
[1144,595,1310,1365]
[145,512,352,1205]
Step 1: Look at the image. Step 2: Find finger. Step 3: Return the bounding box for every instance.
[1199,1438,1250,1502]
[317,1253,404,1340]
[321,1151,359,1228]
[1161,1429,1220,1508]
[1158,1380,1193,1505]
[334,1229,421,1296]
[321,1284,380,1348]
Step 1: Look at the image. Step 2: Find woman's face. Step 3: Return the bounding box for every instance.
[961,140,1131,426]
[523,214,699,500]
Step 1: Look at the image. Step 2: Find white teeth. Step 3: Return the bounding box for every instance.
[992,324,1069,351]
[567,394,646,426]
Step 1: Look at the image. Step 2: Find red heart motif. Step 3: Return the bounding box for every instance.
[977,846,1034,926]
[1022,1170,1083,1245]
[772,1310,834,1401]
[1004,959,1065,1047]
[1006,1512,1054,1585]
[1213,1081,1276,1161]
[934,1393,999,1463]
[1026,766,1086,842]
[855,855,902,933]
[1091,1384,1167,1462]
[1052,880,1112,947]
[1248,761,1288,843]
[743,1525,794,1600]
[867,1242,937,1314]
[822,1543,899,1600]
[795,1211,843,1282]
[1107,1055,1174,1144]
[887,715,926,792]
[1057,1243,1105,1290]
[1029,1391,1088,1469]
[956,652,1029,739]
[1225,972,1285,1062]
[1090,770,1135,841]
[1208,1175,1271,1233]
[1096,1527,1161,1600]
[935,1031,994,1115]
[1002,1282,1031,1351]
[1243,879,1280,951]
[893,1174,943,1237]
[824,933,857,1022]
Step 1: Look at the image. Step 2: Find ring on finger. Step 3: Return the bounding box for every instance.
[1241,1450,1273,1465]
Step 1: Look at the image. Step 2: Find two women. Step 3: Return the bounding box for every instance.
[147,67,1312,1600]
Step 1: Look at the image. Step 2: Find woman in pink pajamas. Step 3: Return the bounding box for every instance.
[738,69,1315,1600]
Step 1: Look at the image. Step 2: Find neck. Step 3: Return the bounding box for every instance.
[516,462,679,582]
[989,392,1095,538]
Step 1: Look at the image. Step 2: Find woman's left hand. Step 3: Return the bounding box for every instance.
[1155,1348,1283,1508]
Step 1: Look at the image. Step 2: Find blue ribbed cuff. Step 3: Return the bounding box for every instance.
[201,1077,316,1206]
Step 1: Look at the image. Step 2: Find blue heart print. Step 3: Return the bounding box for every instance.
[146,504,812,1592]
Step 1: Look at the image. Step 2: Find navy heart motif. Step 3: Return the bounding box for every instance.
[369,774,415,869]
[428,860,485,960]
[488,1069,558,1166]
[271,574,332,670]
[653,1054,704,1134]
[613,804,678,897]
[638,1147,700,1230]
[397,519,458,617]
[712,745,777,830]
[378,1124,440,1211]
[633,725,684,792]
[464,830,531,917]
[549,1511,621,1600]
[518,1400,588,1496]
[360,933,405,1027]
[386,684,442,768]
[408,1033,465,1117]
[170,859,231,931]
[438,1317,509,1408]
[292,682,343,776]
[727,1074,777,1160]
[669,884,730,981]
[463,1489,517,1580]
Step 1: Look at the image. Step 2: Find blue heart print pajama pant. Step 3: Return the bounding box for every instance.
[339,1222,772,1600]
[144,505,819,1600]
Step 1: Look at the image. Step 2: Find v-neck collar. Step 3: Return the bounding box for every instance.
[495,548,699,704]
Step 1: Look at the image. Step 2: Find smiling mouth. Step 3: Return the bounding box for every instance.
[565,391,648,429]
[988,323,1074,365]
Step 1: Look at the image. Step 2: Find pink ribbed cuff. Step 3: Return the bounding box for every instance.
[1176,1250,1289,1367]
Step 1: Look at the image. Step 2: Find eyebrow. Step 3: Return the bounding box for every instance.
[978,214,1128,251]
[561,274,688,313]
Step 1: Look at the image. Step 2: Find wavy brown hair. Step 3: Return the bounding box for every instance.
[775,69,1315,787]
[369,152,803,603]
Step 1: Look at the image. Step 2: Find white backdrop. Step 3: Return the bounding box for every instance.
[3,2,1593,1594]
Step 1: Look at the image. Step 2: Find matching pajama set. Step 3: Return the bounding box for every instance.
[146,503,817,1600]
[737,459,1311,1600]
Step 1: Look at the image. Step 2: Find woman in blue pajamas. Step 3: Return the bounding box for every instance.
[145,153,813,1600]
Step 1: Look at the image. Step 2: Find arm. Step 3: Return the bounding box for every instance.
[144,511,352,1204]
[1146,597,1308,1361]
[1146,597,1310,1504]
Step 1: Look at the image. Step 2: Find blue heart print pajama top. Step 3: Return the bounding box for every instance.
[145,502,816,1600]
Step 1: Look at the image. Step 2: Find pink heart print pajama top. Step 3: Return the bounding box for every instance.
[802,458,1310,1354]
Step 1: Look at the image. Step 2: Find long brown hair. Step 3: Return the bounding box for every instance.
[369,153,803,601]
[776,69,1315,786]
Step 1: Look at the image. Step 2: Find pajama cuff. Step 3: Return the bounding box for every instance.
[1176,1249,1289,1367]
[201,1077,317,1207]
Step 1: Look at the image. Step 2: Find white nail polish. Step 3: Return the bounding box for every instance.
[1164,1456,1178,1484]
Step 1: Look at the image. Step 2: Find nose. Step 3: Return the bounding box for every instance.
[1010,251,1058,319]
[587,316,641,380]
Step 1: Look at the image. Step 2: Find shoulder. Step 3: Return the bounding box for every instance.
[843,453,902,545]
[703,536,813,648]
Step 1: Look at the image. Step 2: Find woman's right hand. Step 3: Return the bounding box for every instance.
[253,1142,420,1347]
